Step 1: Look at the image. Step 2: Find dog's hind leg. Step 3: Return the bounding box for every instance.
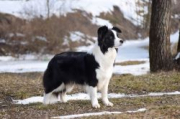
[43,92,58,104]
[59,84,74,103]
[60,92,67,103]
[43,83,65,104]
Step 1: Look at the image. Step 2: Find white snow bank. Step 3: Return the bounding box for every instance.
[0,54,53,73]
[52,108,146,119]
[0,60,48,73]
[0,56,15,61]
[91,17,113,28]
[14,91,180,105]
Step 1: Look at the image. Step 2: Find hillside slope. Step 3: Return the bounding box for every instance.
[0,0,179,55]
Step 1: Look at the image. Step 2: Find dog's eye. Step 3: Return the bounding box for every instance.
[110,36,113,39]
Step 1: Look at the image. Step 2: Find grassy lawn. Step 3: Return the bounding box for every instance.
[114,61,146,66]
[0,72,180,119]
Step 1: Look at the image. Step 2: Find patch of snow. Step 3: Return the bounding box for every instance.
[86,39,94,45]
[148,91,180,96]
[170,30,179,43]
[114,61,149,76]
[53,108,146,119]
[173,14,180,19]
[0,56,15,61]
[91,17,113,28]
[0,60,48,73]
[63,31,93,45]
[16,33,25,37]
[126,108,146,113]
[0,39,6,43]
[52,111,122,119]
[35,36,47,42]
[8,33,25,37]
[16,54,53,61]
[76,45,94,52]
[175,52,180,60]
[62,37,69,46]
[69,31,85,42]
[116,37,149,62]
[13,96,43,105]
[8,33,14,38]
[0,1,24,17]
[14,91,180,105]
[20,41,28,45]
[0,54,53,73]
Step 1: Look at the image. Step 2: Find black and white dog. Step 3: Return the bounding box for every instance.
[43,26,123,108]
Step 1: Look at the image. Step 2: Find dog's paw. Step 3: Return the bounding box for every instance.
[61,99,67,103]
[92,103,100,108]
[104,101,113,107]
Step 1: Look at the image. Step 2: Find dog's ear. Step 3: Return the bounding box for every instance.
[112,26,122,33]
[98,26,108,40]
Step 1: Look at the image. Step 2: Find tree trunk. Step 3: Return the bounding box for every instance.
[47,0,50,19]
[149,0,172,72]
[176,30,180,68]
[177,30,180,52]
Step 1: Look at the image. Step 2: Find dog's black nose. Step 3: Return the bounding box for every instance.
[120,40,123,43]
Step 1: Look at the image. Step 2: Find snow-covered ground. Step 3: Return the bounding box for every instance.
[14,91,180,105]
[0,39,149,75]
[0,30,179,75]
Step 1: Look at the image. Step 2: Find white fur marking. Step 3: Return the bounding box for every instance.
[88,86,100,108]
[52,83,65,93]
[43,93,58,104]
[91,43,116,91]
[112,30,123,47]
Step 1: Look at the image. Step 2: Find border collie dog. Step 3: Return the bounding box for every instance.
[43,26,123,108]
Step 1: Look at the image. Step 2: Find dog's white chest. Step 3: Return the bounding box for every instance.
[91,46,117,90]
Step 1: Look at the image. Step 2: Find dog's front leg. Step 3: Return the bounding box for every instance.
[101,80,113,106]
[88,86,100,108]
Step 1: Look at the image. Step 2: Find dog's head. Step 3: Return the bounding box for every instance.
[97,26,123,54]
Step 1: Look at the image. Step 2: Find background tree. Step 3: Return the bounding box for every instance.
[46,0,50,19]
[149,0,172,72]
[176,30,180,68]
[177,30,180,53]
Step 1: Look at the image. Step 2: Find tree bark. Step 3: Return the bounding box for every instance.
[176,30,180,68]
[149,0,172,72]
[177,30,180,52]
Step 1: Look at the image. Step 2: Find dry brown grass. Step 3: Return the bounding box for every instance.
[114,61,146,66]
[0,72,180,118]
[0,12,98,55]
